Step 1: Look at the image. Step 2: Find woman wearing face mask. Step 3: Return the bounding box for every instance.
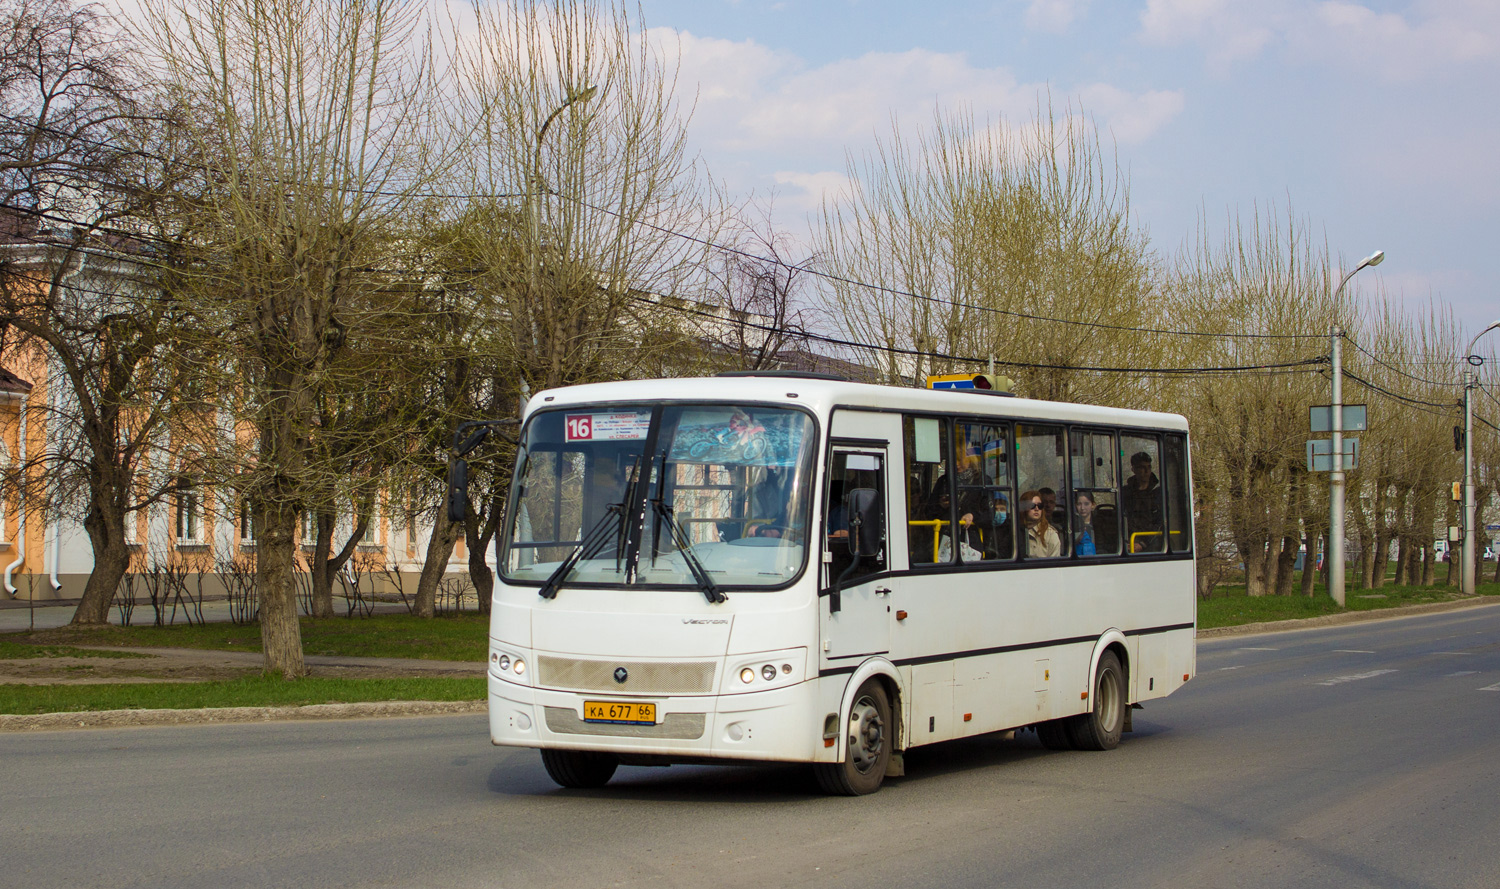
[985,491,1013,559]
[1074,492,1097,556]
[1019,489,1061,558]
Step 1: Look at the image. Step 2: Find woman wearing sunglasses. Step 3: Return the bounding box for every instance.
[1019,489,1061,558]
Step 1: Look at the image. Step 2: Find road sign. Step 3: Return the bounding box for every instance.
[1307,437,1359,471]
[927,373,979,390]
[1310,404,1368,432]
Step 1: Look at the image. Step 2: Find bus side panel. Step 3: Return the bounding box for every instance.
[1135,627,1194,702]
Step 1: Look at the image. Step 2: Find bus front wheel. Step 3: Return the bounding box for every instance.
[540,749,619,788]
[814,679,892,795]
[1067,651,1124,751]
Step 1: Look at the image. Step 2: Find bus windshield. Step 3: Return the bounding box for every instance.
[502,403,817,591]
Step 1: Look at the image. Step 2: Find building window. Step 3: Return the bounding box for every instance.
[175,477,201,542]
[239,498,255,544]
[0,439,9,542]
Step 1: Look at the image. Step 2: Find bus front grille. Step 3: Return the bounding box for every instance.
[543,707,706,740]
[536,656,716,694]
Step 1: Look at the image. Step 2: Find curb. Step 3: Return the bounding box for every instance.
[0,698,486,732]
[1197,595,1500,639]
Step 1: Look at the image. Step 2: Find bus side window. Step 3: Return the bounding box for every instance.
[826,451,887,583]
[1164,433,1192,553]
[957,420,1013,561]
[904,415,951,566]
[1070,429,1119,557]
[1017,424,1068,559]
[1121,434,1165,554]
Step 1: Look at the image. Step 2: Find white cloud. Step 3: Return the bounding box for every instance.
[1138,0,1500,78]
[1075,84,1186,144]
[1025,0,1087,34]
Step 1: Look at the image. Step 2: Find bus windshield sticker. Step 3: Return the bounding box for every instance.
[668,407,802,467]
[564,411,651,442]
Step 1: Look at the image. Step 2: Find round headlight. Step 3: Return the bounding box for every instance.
[497,654,510,671]
[490,652,499,664]
[512,658,526,675]
[782,663,793,675]
[762,664,777,681]
[740,667,756,684]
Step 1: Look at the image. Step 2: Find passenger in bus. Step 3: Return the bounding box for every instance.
[985,491,1013,559]
[1039,486,1067,533]
[1020,490,1062,558]
[1123,451,1164,552]
[1074,492,1098,556]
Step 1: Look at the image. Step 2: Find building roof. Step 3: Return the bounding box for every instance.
[0,366,34,394]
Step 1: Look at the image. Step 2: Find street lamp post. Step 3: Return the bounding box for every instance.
[1328,249,1384,607]
[1462,318,1500,596]
[526,84,598,366]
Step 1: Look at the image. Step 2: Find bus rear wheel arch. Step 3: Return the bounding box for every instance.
[1066,649,1125,751]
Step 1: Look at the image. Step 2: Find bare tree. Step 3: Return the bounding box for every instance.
[0,0,210,624]
[133,0,452,676]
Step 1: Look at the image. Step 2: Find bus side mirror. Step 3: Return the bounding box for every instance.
[846,487,881,557]
[447,458,470,523]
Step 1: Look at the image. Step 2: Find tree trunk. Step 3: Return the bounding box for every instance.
[1273,535,1297,596]
[1421,542,1437,587]
[257,499,306,678]
[413,517,462,618]
[1300,530,1319,597]
[71,490,131,625]
[1393,535,1411,586]
[309,510,337,618]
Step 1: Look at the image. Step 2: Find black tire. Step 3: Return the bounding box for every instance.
[540,749,619,788]
[814,679,892,795]
[1035,719,1075,750]
[1066,651,1125,751]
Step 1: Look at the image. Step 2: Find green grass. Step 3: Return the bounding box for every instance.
[13,613,488,661]
[1197,576,1500,629]
[0,675,486,715]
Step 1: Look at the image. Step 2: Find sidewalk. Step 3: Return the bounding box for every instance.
[0,595,410,633]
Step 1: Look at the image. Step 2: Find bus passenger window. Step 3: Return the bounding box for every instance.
[957,421,1013,561]
[904,416,951,566]
[1017,424,1068,559]
[1164,434,1192,553]
[1070,429,1119,557]
[1121,435,1165,554]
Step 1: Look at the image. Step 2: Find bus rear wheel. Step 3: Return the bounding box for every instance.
[814,679,892,795]
[540,749,619,788]
[1067,651,1125,751]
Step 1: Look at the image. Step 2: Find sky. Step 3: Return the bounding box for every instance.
[628,0,1500,337]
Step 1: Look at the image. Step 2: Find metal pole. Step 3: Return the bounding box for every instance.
[1463,368,1476,596]
[1329,325,1346,606]
[1325,250,1383,606]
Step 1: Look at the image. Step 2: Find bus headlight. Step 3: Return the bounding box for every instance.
[761,664,777,681]
[741,667,756,684]
[497,654,510,671]
[513,657,526,676]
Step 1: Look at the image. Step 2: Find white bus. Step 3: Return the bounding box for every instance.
[482,372,1196,794]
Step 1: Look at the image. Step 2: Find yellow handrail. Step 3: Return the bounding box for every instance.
[908,519,948,562]
[1129,530,1164,553]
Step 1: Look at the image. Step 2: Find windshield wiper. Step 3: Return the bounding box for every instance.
[538,505,623,600]
[650,499,726,604]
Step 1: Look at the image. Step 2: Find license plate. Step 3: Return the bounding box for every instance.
[583,700,657,725]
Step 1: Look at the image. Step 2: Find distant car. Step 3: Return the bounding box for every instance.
[1487,548,1497,562]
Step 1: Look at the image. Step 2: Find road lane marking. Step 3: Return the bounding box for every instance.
[1217,665,1244,671]
[1317,669,1397,686]
[1447,671,1479,677]
[1332,649,1375,654]
[1480,682,1500,692]
[1238,647,1279,651]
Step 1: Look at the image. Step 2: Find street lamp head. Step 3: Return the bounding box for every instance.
[1359,249,1385,270]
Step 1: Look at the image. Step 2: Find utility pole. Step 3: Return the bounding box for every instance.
[1328,250,1384,607]
[1461,318,1500,596]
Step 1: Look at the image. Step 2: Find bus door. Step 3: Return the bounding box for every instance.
[820,443,892,670]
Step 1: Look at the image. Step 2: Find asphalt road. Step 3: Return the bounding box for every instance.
[6,604,1500,889]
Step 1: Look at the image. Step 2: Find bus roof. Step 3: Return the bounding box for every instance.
[524,376,1189,432]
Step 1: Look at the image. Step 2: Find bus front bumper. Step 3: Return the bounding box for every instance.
[488,671,826,763]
